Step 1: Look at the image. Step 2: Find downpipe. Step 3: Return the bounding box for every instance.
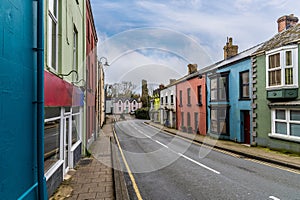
[36,0,48,199]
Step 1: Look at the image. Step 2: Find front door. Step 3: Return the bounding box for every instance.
[242,111,250,144]
[63,114,72,175]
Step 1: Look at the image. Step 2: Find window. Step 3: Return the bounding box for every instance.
[165,96,168,104]
[73,26,78,82]
[181,112,184,127]
[266,45,298,88]
[194,112,199,132]
[210,107,229,135]
[210,73,229,102]
[44,107,61,172]
[161,97,163,105]
[170,95,174,105]
[118,100,122,105]
[187,88,191,105]
[240,71,250,99]
[197,86,202,105]
[47,0,58,71]
[272,109,300,138]
[179,91,183,106]
[187,112,191,127]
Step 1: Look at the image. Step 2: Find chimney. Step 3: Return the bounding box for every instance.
[159,84,165,90]
[169,79,176,84]
[223,37,238,59]
[277,14,298,33]
[187,64,198,74]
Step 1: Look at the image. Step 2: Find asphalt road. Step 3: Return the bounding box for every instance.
[114,120,300,200]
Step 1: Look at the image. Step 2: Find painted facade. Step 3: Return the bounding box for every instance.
[0,1,47,199]
[206,45,260,143]
[252,22,300,153]
[150,86,164,123]
[113,98,142,114]
[86,0,98,148]
[160,84,176,128]
[176,65,206,135]
[44,0,86,196]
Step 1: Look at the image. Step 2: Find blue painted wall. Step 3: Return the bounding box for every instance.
[206,58,252,142]
[0,1,38,199]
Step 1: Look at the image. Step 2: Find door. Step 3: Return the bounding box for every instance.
[242,111,250,144]
[63,114,72,174]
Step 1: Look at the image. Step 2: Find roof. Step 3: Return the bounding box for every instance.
[254,23,300,54]
[163,43,262,88]
[200,43,262,74]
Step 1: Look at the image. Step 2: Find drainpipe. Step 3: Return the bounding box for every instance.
[37,0,48,199]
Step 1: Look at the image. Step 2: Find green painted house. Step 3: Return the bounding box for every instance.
[252,15,300,153]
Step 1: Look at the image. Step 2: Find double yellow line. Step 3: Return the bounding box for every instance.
[112,126,143,200]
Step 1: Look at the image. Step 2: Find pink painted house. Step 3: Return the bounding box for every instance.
[176,64,206,135]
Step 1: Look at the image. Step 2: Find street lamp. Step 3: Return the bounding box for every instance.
[99,57,110,67]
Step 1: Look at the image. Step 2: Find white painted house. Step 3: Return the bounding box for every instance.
[113,98,142,114]
[160,80,177,128]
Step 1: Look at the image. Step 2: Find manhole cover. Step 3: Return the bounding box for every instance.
[78,158,93,166]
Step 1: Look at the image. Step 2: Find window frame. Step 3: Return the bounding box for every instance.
[239,70,250,100]
[266,45,298,89]
[187,88,191,106]
[170,94,174,105]
[47,0,58,72]
[210,106,229,135]
[197,85,202,105]
[179,90,183,107]
[73,25,78,82]
[209,72,229,102]
[271,108,300,141]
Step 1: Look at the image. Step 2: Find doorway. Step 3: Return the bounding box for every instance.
[241,111,250,144]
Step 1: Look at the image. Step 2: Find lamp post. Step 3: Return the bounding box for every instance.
[96,57,109,140]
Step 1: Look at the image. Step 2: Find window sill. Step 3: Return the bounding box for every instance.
[268,133,300,143]
[197,103,202,106]
[179,104,183,107]
[239,98,251,101]
[266,85,298,91]
[187,104,192,107]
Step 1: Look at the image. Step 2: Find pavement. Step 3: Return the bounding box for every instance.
[50,116,300,200]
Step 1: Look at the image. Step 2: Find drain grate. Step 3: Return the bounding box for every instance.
[78,158,93,166]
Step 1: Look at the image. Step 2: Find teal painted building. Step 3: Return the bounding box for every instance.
[206,38,261,144]
[252,19,300,153]
[0,0,47,199]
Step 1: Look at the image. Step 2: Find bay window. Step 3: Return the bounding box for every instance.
[266,45,298,88]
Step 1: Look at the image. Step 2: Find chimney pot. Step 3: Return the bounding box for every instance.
[277,14,298,33]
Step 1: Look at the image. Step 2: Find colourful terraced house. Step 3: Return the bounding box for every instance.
[205,38,261,144]
[252,15,300,153]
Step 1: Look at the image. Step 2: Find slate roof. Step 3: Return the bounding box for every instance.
[254,23,300,54]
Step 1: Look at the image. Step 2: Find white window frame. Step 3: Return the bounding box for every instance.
[270,108,300,142]
[266,45,298,90]
[47,0,58,71]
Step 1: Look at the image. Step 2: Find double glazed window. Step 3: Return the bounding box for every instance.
[48,0,58,71]
[210,73,229,102]
[272,109,300,138]
[266,46,298,88]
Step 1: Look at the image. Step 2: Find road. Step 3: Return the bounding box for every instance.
[114,120,300,200]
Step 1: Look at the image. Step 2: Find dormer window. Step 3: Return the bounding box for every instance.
[266,45,298,89]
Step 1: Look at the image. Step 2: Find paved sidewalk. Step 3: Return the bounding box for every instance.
[50,118,115,200]
[147,121,300,170]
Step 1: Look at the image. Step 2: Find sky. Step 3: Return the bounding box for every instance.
[90,0,300,91]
